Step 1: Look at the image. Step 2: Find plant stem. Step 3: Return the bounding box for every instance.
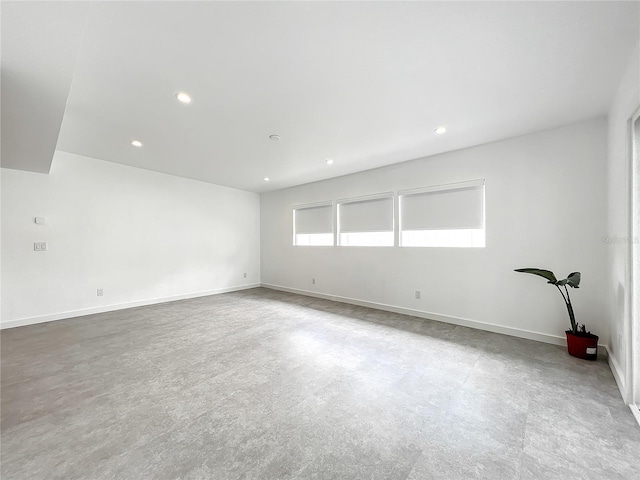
[556,285,577,333]
[564,285,577,334]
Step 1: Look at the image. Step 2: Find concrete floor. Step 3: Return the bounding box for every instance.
[1,287,639,479]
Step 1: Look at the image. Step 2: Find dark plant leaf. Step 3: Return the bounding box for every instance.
[566,272,581,288]
[514,268,558,284]
[556,279,568,286]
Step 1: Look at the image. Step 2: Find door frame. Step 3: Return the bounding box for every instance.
[629,107,640,422]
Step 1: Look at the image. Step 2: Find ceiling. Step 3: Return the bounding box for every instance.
[2,1,639,193]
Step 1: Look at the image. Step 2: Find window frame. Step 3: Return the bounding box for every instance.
[398,179,486,248]
[336,192,395,247]
[292,201,335,246]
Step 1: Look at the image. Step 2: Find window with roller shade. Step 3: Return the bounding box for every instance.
[337,194,394,246]
[399,180,485,247]
[293,203,334,246]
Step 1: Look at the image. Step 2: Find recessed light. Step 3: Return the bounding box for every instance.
[175,92,192,104]
[131,140,143,147]
[263,177,270,182]
[434,125,447,134]
[269,134,281,141]
[325,159,334,165]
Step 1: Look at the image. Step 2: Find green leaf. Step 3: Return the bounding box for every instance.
[556,279,568,286]
[514,268,558,284]
[566,272,581,288]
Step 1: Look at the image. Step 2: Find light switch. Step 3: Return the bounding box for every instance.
[35,217,45,225]
[34,242,47,251]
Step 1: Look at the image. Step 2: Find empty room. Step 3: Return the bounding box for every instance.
[2,1,640,479]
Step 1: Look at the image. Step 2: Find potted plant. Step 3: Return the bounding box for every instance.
[514,268,598,360]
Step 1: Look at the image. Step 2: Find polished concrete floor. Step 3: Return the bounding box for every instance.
[2,287,639,479]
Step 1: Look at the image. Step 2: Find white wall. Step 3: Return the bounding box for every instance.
[606,42,640,404]
[261,119,608,346]
[1,151,260,327]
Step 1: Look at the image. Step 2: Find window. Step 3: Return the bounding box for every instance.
[337,194,394,246]
[293,203,333,246]
[399,180,485,248]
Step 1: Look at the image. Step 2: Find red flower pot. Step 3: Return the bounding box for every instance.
[566,331,599,360]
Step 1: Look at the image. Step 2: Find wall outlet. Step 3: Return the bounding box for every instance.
[33,242,47,251]
[243,273,247,278]
[312,278,316,285]
[415,290,421,299]
[97,288,103,296]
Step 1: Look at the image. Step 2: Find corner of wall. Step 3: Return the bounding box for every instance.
[609,349,628,403]
[605,38,640,405]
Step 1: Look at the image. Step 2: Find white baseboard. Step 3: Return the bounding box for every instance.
[608,353,628,403]
[630,404,640,427]
[260,283,591,348]
[0,283,260,330]
[2,282,612,363]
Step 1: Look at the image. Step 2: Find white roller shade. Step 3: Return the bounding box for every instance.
[294,204,332,234]
[401,184,484,230]
[338,195,393,233]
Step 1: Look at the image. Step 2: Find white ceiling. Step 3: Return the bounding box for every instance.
[2,1,639,193]
[1,1,89,173]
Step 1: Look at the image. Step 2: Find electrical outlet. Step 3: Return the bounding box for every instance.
[34,242,47,251]
[415,290,421,299]
[312,278,316,285]
[97,289,103,296]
